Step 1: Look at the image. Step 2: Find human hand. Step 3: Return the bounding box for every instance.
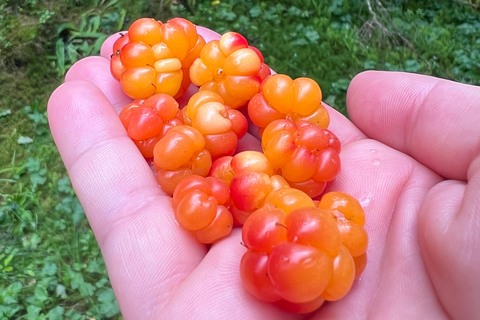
[47,26,480,319]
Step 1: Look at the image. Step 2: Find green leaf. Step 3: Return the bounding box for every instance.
[26,305,42,320]
[291,38,309,46]
[0,304,21,318]
[249,6,261,18]
[0,109,11,117]
[3,253,14,267]
[219,9,237,21]
[86,258,104,274]
[18,136,34,144]
[25,269,35,277]
[405,59,421,72]
[2,282,22,304]
[55,284,67,299]
[56,23,76,35]
[305,30,320,43]
[57,177,72,194]
[117,9,127,30]
[72,197,86,226]
[55,39,65,76]
[34,284,49,303]
[331,78,351,92]
[27,111,47,124]
[66,42,78,64]
[46,306,64,320]
[95,277,109,288]
[91,15,101,32]
[364,60,376,69]
[79,281,95,297]
[287,6,303,17]
[93,34,108,54]
[93,288,120,317]
[30,173,47,186]
[41,263,57,276]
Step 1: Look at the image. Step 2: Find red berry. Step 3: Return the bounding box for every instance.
[267,242,333,304]
[119,94,182,158]
[172,175,232,243]
[262,119,341,198]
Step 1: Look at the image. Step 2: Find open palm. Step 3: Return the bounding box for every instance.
[47,28,480,320]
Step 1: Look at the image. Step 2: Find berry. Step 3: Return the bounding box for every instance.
[209,151,292,225]
[240,250,281,302]
[229,171,289,225]
[321,245,356,301]
[241,203,287,253]
[248,74,329,133]
[240,192,367,313]
[263,187,315,214]
[110,17,205,99]
[172,175,233,243]
[189,32,269,108]
[209,151,276,184]
[318,192,368,258]
[284,206,341,258]
[119,93,182,158]
[153,125,212,195]
[262,119,341,198]
[267,241,333,304]
[183,91,248,159]
[274,296,325,314]
[353,252,367,278]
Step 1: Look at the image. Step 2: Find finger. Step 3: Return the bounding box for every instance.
[196,26,221,42]
[317,139,444,318]
[418,155,480,319]
[347,70,480,181]
[48,81,206,319]
[65,56,131,113]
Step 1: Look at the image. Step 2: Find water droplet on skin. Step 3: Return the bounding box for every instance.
[372,159,380,166]
[369,149,377,154]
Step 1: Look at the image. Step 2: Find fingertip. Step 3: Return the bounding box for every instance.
[48,79,105,127]
[47,80,123,167]
[196,26,221,42]
[65,56,131,112]
[345,70,480,179]
[346,70,387,120]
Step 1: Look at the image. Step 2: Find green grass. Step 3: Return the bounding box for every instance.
[0,0,478,319]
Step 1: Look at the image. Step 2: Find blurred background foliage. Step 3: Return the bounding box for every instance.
[0,0,478,318]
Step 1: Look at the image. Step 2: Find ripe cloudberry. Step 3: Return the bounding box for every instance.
[119,93,182,158]
[110,17,205,99]
[182,91,248,160]
[248,74,329,134]
[190,32,269,108]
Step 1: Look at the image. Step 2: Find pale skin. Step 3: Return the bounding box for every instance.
[47,27,480,319]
